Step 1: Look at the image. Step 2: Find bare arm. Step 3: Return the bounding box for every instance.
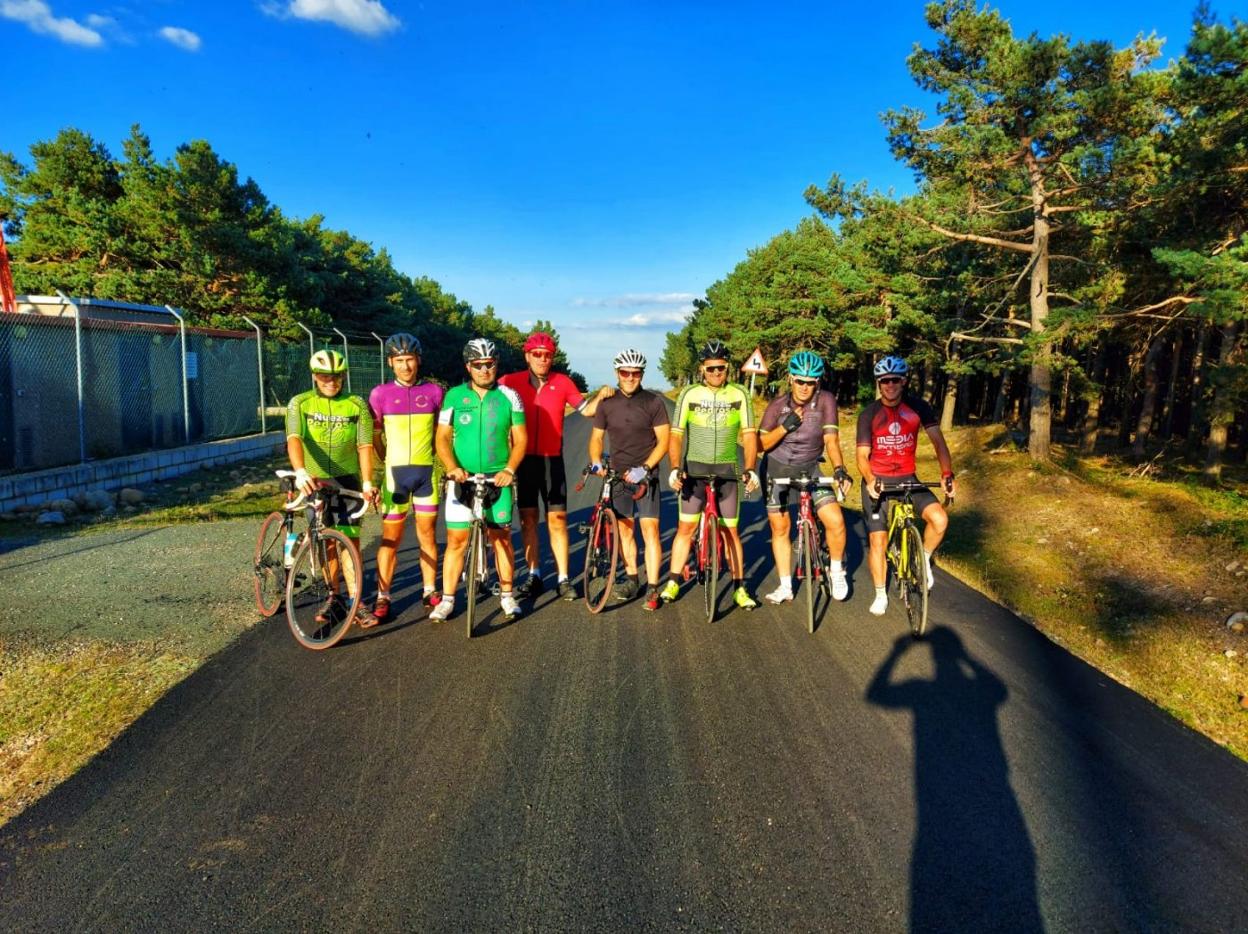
[589,426,606,467]
[646,424,671,471]
[436,423,464,482]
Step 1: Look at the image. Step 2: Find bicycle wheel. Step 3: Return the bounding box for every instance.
[903,524,929,638]
[582,508,618,614]
[286,530,361,650]
[253,510,288,617]
[703,520,722,623]
[465,522,485,638]
[801,522,817,635]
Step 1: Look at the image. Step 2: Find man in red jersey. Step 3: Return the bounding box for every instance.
[856,355,956,617]
[499,332,608,601]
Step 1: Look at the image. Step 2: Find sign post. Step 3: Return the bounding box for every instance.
[740,346,768,395]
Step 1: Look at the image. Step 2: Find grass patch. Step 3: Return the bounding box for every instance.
[0,638,196,825]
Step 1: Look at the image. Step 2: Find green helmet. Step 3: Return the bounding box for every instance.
[310,349,347,374]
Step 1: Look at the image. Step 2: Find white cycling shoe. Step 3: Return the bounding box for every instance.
[429,599,454,622]
[869,592,888,616]
[764,584,794,604]
[831,568,849,601]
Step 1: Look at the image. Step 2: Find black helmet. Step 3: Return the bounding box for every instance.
[700,339,729,361]
[462,337,497,363]
[384,332,421,357]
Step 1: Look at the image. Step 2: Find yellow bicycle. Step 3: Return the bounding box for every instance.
[875,480,947,638]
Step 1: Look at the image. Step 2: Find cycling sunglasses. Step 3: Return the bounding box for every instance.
[877,376,904,385]
[704,365,728,373]
[617,369,643,379]
[469,360,497,370]
[791,378,818,387]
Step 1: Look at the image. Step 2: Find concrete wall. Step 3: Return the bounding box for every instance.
[0,431,284,514]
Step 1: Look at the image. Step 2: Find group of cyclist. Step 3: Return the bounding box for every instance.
[283,329,955,628]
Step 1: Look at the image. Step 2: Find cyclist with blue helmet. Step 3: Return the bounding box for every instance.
[856,355,955,616]
[758,350,852,604]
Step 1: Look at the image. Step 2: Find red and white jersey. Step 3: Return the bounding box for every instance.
[856,395,939,477]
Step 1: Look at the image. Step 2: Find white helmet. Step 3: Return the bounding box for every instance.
[612,348,646,369]
[462,338,497,362]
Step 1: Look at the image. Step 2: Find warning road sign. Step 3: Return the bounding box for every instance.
[741,347,768,375]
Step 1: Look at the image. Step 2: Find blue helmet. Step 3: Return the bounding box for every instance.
[788,351,825,379]
[873,355,909,379]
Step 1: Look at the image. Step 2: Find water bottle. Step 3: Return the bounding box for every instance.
[283,532,299,568]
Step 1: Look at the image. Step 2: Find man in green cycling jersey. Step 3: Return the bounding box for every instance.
[286,349,378,627]
[368,332,445,622]
[430,338,527,623]
[660,339,761,611]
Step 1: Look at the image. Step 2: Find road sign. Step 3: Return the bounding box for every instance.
[741,347,768,375]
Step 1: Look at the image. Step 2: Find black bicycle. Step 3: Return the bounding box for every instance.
[576,464,648,613]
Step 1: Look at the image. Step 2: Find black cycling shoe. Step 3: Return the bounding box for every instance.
[613,578,640,603]
[557,579,577,601]
[515,575,545,600]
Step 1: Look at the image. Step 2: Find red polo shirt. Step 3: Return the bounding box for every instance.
[498,370,585,457]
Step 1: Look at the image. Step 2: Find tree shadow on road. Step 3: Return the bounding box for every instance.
[866,627,1043,933]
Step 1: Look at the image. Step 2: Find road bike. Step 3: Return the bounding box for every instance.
[283,477,370,650]
[768,470,844,634]
[872,479,947,638]
[680,472,737,623]
[253,470,303,618]
[575,464,648,614]
[457,474,501,638]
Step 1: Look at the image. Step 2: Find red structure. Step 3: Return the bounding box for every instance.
[0,225,15,314]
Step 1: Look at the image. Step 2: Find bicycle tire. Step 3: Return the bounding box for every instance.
[583,508,618,614]
[903,524,929,638]
[253,510,288,618]
[703,519,722,623]
[801,521,817,635]
[285,529,361,650]
[465,522,484,638]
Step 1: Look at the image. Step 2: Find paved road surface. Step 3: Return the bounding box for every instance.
[2,413,1247,931]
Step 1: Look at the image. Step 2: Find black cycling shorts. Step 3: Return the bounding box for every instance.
[516,455,568,511]
[861,475,940,534]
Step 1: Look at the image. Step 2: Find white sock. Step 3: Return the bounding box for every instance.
[558,574,568,583]
[779,576,792,589]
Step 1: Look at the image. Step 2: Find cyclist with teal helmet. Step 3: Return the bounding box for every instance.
[286,349,378,627]
[758,350,852,604]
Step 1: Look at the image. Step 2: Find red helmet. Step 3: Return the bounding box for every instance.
[523,332,557,354]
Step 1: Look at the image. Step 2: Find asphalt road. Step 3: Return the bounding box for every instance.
[2,412,1247,932]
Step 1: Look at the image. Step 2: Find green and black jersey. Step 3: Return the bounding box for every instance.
[286,389,373,478]
[671,382,756,465]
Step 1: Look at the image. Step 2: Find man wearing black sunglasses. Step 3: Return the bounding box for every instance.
[856,355,956,616]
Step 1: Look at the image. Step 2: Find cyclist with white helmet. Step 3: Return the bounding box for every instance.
[286,349,378,627]
[587,348,671,609]
[430,338,528,623]
[856,355,955,616]
[368,332,445,621]
[758,350,852,604]
[660,339,761,611]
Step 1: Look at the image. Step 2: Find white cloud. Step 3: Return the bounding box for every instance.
[158,25,201,51]
[268,0,400,36]
[566,308,693,329]
[573,292,698,308]
[1,0,104,46]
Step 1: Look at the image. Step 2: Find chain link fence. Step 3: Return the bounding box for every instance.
[1,297,389,475]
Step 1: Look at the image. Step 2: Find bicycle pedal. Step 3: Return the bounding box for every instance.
[576,524,590,534]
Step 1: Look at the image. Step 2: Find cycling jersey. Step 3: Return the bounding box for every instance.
[671,382,756,465]
[498,371,584,457]
[438,383,525,474]
[286,389,373,478]
[592,388,670,471]
[856,395,939,477]
[760,390,839,466]
[368,380,445,467]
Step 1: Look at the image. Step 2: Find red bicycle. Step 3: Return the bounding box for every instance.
[769,471,843,634]
[576,465,647,613]
[680,471,737,623]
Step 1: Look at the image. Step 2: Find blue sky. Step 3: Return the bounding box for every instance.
[3,0,1204,386]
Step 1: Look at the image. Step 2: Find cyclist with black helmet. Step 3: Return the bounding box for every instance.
[659,339,761,611]
[587,348,671,609]
[758,350,853,604]
[286,349,378,627]
[430,338,527,623]
[856,355,955,616]
[367,332,446,621]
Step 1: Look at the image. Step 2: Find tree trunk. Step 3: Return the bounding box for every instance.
[1025,151,1052,460]
[940,350,959,434]
[1132,334,1167,458]
[1159,328,1185,440]
[1117,349,1141,449]
[1205,321,1241,483]
[1080,343,1107,454]
[992,371,1011,424]
[1186,323,1212,456]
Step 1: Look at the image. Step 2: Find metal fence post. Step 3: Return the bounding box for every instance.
[297,321,315,358]
[241,315,266,434]
[164,305,191,443]
[371,331,385,386]
[55,289,87,463]
[332,327,350,392]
